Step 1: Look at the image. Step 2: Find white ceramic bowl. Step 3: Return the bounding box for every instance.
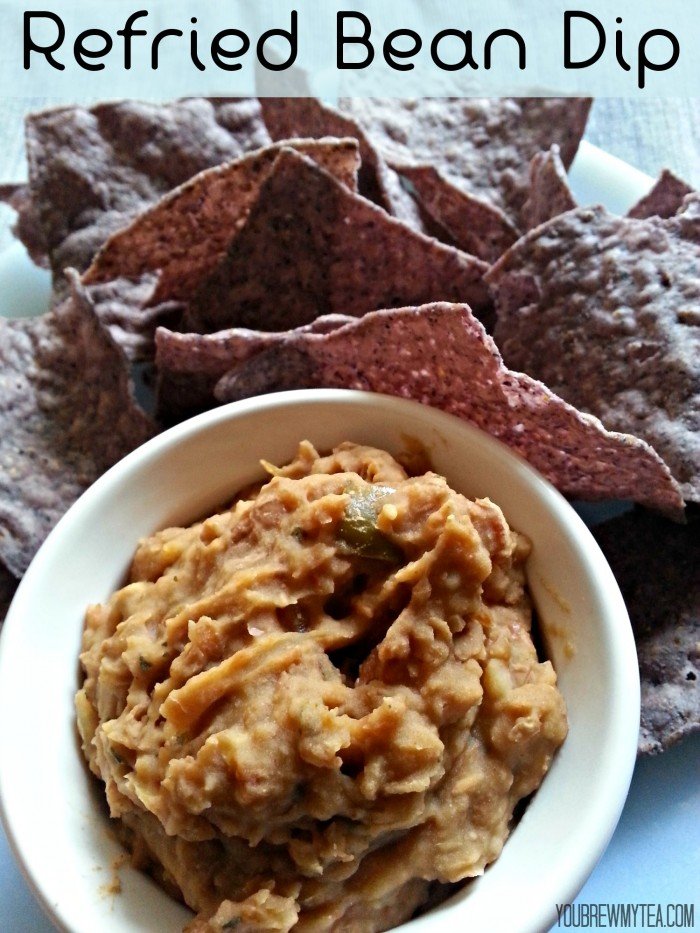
[0,389,639,933]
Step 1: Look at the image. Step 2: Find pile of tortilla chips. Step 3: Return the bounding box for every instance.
[1,96,697,753]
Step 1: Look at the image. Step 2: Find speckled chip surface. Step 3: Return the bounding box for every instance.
[593,509,699,754]
[488,205,700,501]
[211,302,683,516]
[338,97,591,230]
[184,149,490,334]
[0,273,154,577]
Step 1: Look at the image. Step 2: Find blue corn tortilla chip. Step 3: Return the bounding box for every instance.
[259,97,458,243]
[0,271,154,576]
[338,98,591,234]
[593,509,699,754]
[155,316,352,424]
[521,146,576,230]
[207,303,683,517]
[82,138,360,310]
[627,169,694,220]
[394,164,517,263]
[79,138,360,361]
[488,205,700,502]
[25,98,271,296]
[183,149,490,335]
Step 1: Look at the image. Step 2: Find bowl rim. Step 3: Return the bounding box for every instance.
[0,388,640,933]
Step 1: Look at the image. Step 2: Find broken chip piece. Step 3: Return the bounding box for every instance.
[0,271,154,576]
[627,168,694,220]
[488,205,700,501]
[338,97,591,233]
[593,509,699,754]
[521,146,577,230]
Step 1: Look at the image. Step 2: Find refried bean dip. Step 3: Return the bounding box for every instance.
[76,441,567,932]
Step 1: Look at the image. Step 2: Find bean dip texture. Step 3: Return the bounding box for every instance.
[76,442,567,932]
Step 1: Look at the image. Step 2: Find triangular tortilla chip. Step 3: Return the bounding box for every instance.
[628,169,693,220]
[521,146,576,230]
[397,165,517,263]
[488,205,700,501]
[83,138,360,306]
[259,97,433,235]
[209,303,682,516]
[26,98,271,295]
[0,271,154,576]
[184,149,489,334]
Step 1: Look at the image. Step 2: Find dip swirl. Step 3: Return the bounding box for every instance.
[76,441,567,932]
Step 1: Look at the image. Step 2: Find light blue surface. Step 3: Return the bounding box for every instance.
[567,734,700,926]
[0,239,51,317]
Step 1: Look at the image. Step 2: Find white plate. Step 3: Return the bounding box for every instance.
[0,140,698,932]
